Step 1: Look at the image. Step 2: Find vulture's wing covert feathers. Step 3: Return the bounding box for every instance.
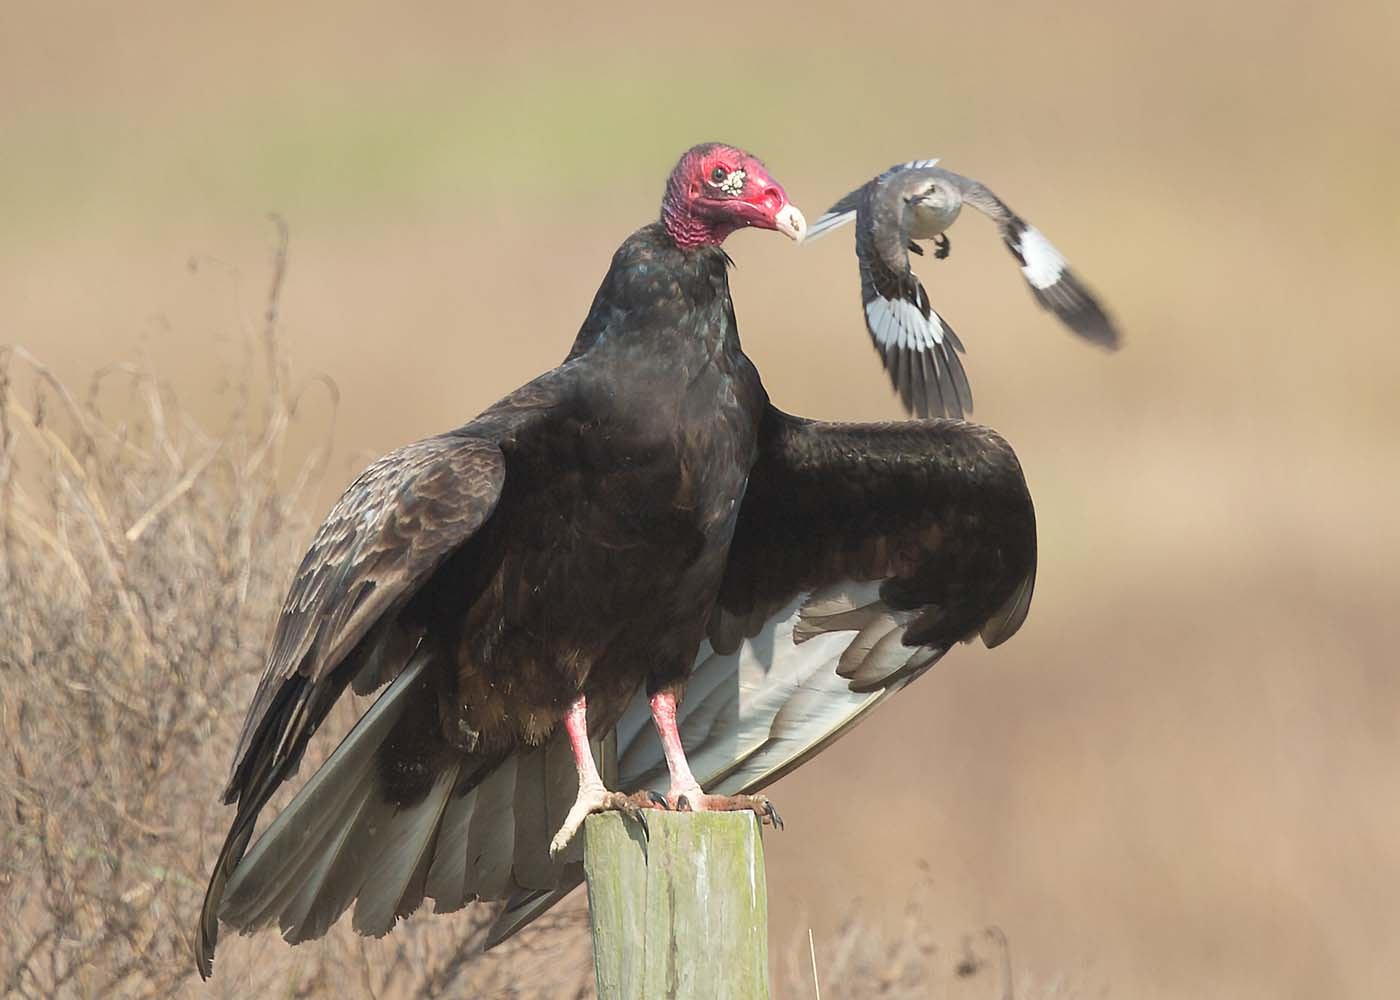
[487,406,1037,945]
[196,399,537,976]
[225,433,509,794]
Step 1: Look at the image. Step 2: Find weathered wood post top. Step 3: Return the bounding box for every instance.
[583,811,770,1000]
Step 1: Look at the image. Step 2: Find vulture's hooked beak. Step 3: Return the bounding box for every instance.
[774,203,808,243]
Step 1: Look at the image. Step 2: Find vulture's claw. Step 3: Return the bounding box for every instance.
[665,790,782,829]
[549,787,655,857]
[641,789,671,810]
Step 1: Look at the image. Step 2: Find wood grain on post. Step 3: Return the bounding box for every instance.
[583,811,770,1000]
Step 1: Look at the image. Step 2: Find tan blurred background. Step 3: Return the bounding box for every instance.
[5,1,1399,997]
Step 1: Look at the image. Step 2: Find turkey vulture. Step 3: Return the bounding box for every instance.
[806,159,1121,419]
[195,142,1038,977]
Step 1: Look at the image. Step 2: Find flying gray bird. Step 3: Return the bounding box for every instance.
[807,159,1120,419]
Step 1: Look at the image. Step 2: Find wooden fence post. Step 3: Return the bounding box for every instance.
[583,811,770,999]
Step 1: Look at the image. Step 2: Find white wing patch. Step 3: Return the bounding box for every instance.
[894,157,941,172]
[1016,226,1068,290]
[865,296,948,351]
[618,582,945,797]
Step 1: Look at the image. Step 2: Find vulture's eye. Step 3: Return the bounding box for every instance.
[710,166,728,184]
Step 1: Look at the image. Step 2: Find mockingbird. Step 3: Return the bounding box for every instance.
[808,158,1120,418]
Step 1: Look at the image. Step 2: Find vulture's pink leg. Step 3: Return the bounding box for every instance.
[563,694,605,791]
[649,689,783,828]
[549,695,658,858]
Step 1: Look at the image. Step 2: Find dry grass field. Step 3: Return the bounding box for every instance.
[2,2,1399,997]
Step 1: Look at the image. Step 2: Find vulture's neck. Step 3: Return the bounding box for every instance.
[566,223,740,363]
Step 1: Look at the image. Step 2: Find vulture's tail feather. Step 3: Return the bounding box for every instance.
[462,753,520,899]
[487,882,581,950]
[423,782,481,912]
[352,765,459,937]
[219,650,516,946]
[220,650,431,934]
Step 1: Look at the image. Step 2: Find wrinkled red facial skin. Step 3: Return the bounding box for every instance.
[661,143,791,249]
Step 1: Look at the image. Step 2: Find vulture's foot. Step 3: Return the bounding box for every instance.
[672,789,784,830]
[934,233,951,260]
[548,786,661,858]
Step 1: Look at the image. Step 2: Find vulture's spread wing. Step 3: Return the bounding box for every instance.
[487,406,1037,945]
[857,171,973,419]
[197,429,510,975]
[956,176,1120,348]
